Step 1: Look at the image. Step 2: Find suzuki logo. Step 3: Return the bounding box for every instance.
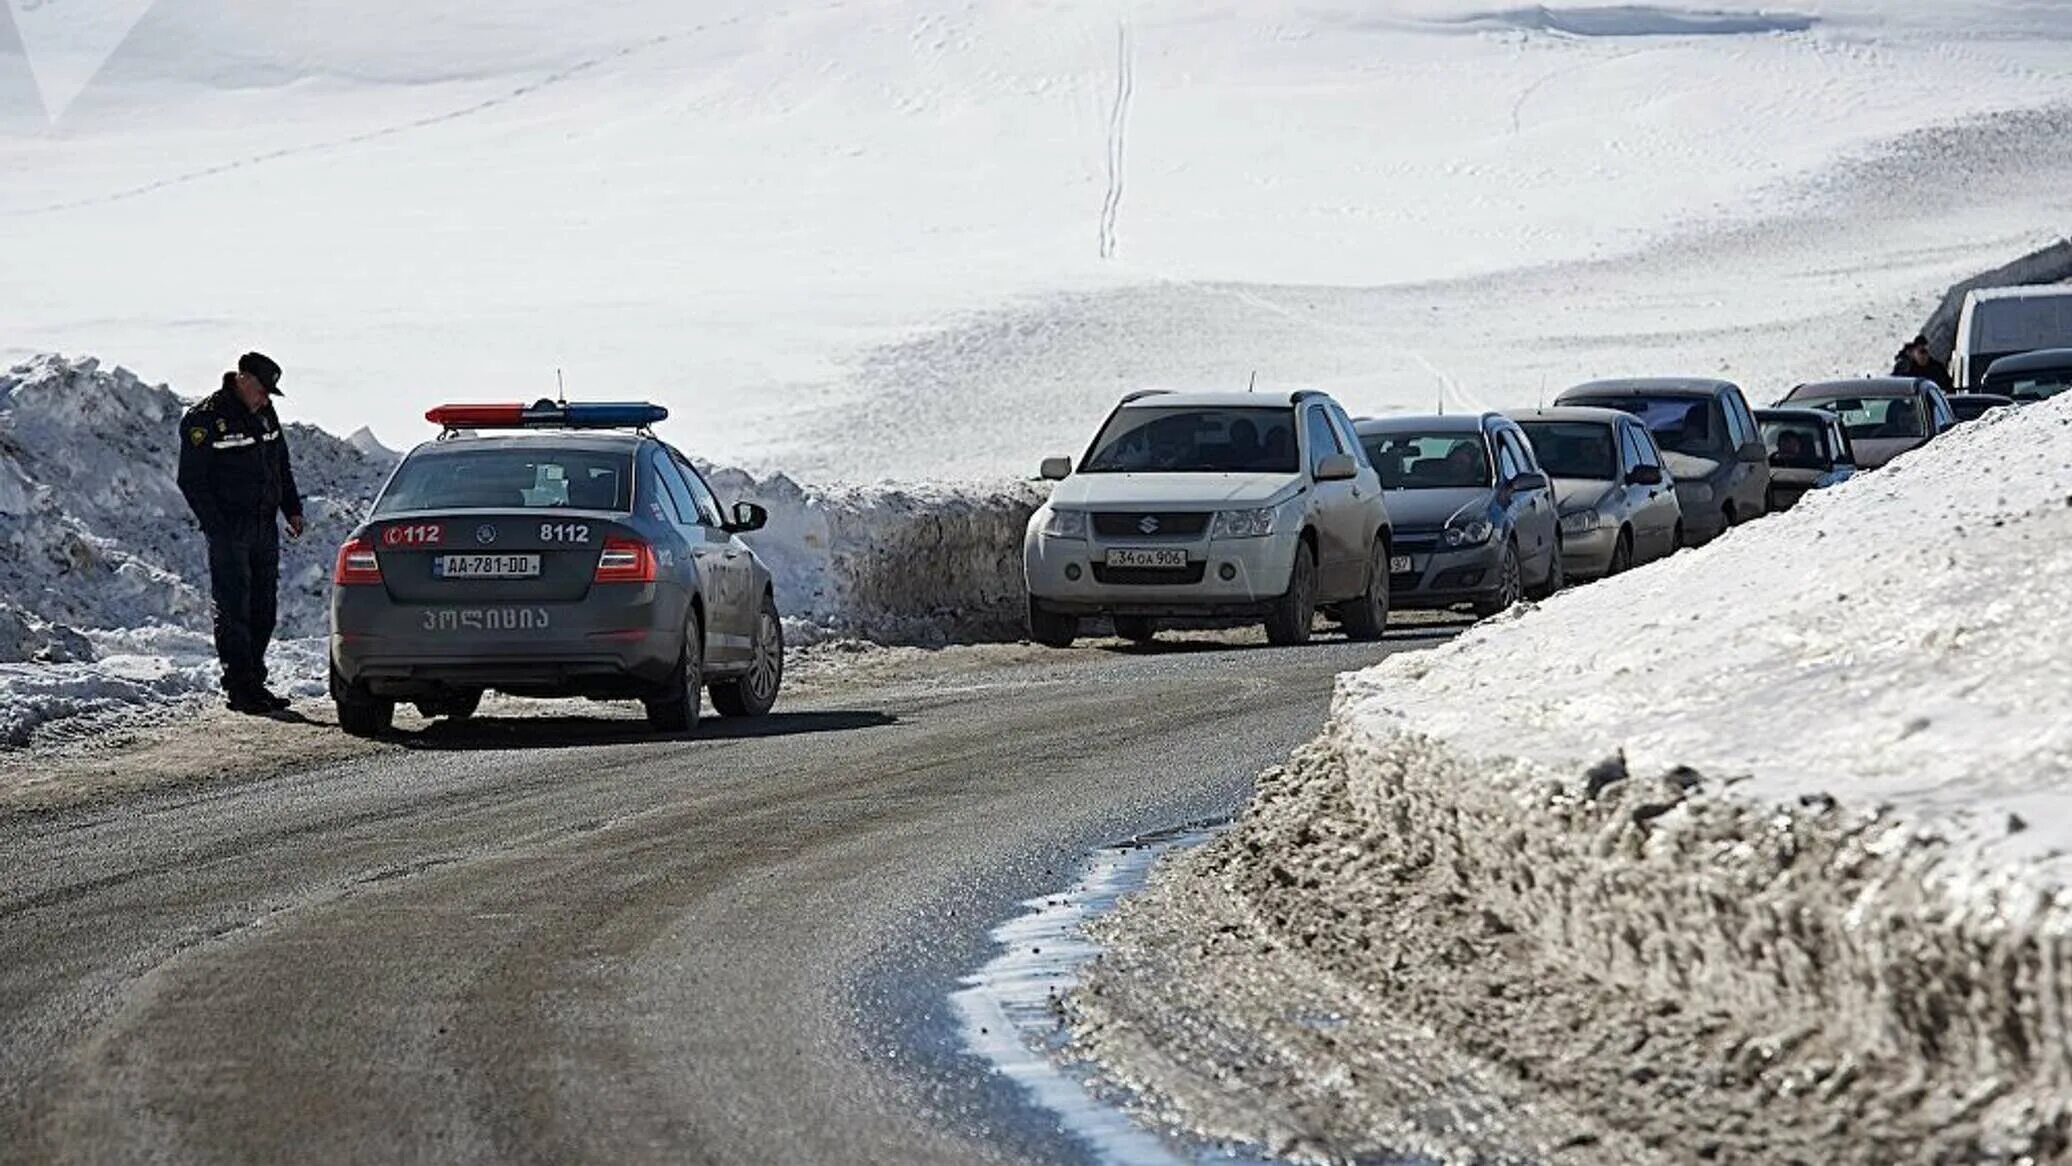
[1138,515,1161,535]
[475,524,498,546]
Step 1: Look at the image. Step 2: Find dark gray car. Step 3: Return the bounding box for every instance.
[1509,406,1683,579]
[1354,412,1560,617]
[1754,407,1858,512]
[1776,377,1955,469]
[1983,348,2072,403]
[1554,378,1771,545]
[329,405,783,736]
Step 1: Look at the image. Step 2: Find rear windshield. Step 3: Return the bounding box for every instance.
[1984,369,2072,402]
[1568,396,1727,457]
[1360,432,1491,490]
[1759,418,1832,468]
[1516,422,1616,480]
[1969,295,2072,355]
[375,447,635,515]
[1806,396,1923,441]
[1081,406,1297,474]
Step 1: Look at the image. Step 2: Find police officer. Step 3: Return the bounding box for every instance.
[176,352,306,714]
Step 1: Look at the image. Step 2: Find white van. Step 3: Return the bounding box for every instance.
[1952,285,2072,389]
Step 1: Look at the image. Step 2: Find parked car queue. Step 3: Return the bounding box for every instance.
[1021,347,2054,648]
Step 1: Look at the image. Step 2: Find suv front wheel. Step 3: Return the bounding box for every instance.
[1264,542,1317,647]
[1339,540,1390,642]
[1029,598,1078,649]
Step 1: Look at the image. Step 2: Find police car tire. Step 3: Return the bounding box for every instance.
[646,611,704,733]
[711,595,783,718]
[414,690,482,721]
[337,691,395,737]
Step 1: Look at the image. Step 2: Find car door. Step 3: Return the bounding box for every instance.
[652,449,750,664]
[1302,404,1365,599]
[1496,426,1556,579]
[1625,423,1681,558]
[1719,387,1768,519]
[1924,384,1957,435]
[1326,404,1389,579]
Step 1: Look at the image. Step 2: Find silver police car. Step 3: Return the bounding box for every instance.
[329,401,783,736]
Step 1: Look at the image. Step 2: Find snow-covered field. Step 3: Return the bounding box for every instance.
[1073,397,2072,1161]
[5,2,2072,481]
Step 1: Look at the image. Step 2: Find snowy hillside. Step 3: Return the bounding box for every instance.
[5,2,2072,479]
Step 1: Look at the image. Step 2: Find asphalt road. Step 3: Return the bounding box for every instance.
[0,630,1443,1165]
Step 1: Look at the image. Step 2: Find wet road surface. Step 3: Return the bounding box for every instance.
[0,630,1443,1165]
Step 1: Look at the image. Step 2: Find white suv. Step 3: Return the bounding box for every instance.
[1024,390,1393,647]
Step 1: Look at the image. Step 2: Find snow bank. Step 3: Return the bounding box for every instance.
[1075,398,2072,1160]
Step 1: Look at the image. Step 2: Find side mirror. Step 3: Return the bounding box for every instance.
[1507,471,1549,493]
[1738,441,1769,464]
[1039,456,1073,481]
[724,501,768,534]
[1314,453,1358,483]
[1625,464,1664,487]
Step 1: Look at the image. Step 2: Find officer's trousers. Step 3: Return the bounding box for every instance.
[206,520,280,695]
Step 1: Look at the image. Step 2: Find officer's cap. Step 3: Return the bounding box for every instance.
[238,351,284,396]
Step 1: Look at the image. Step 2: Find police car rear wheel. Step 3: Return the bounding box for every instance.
[645,610,704,733]
[712,596,783,718]
[332,666,395,738]
[414,690,482,721]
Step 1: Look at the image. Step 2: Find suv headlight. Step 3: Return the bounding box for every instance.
[1443,516,1493,547]
[1558,509,1603,536]
[1210,507,1278,539]
[1041,508,1089,540]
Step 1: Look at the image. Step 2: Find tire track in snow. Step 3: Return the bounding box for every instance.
[1098,22,1134,260]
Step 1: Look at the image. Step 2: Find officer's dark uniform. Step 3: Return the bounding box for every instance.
[176,358,302,704]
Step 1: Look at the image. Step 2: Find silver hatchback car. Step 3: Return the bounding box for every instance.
[329,402,783,736]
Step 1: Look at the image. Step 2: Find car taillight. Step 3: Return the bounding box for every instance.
[594,536,657,583]
[334,538,382,585]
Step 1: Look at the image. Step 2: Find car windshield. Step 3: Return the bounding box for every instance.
[1987,370,2072,402]
[374,447,635,515]
[1568,395,1728,457]
[1760,419,1831,468]
[1080,406,1298,474]
[1515,422,1616,480]
[1359,432,1491,490]
[1807,395,1924,440]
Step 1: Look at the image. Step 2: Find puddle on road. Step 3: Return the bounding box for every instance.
[950,823,1284,1166]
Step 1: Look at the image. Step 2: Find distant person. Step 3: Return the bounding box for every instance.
[1892,335,1953,391]
[176,352,305,715]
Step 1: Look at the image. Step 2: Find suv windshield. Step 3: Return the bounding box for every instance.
[374,447,635,515]
[1571,395,1727,457]
[1360,432,1491,490]
[1808,396,1923,440]
[1081,406,1298,474]
[1515,422,1616,479]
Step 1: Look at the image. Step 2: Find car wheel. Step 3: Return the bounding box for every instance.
[1112,615,1158,644]
[1722,502,1738,529]
[1339,540,1390,642]
[1264,543,1317,646]
[712,594,784,718]
[1028,597,1078,649]
[1472,541,1524,619]
[414,689,482,721]
[1670,522,1685,556]
[1528,537,1566,600]
[645,608,704,733]
[332,665,394,738]
[1608,529,1635,576]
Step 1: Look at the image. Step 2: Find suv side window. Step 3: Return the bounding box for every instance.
[1325,405,1368,466]
[1304,407,1344,473]
[672,452,727,527]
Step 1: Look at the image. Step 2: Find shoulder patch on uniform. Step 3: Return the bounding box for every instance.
[189,426,208,446]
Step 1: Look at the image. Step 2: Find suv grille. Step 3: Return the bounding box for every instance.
[1091,563,1208,586]
[1091,512,1211,538]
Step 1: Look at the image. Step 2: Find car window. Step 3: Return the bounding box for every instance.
[647,450,700,526]
[1926,386,1954,429]
[1517,421,1617,480]
[1496,431,1534,480]
[1616,424,1644,472]
[1985,367,2072,401]
[1723,390,1759,448]
[1304,407,1344,473]
[374,447,633,516]
[1568,395,1730,457]
[1760,418,1830,468]
[1081,406,1298,474]
[1361,431,1491,490]
[673,454,727,527]
[1811,396,1925,441]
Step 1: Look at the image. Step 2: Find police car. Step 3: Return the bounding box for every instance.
[329,401,782,736]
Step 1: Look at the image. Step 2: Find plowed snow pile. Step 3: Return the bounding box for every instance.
[0,355,1037,746]
[1073,397,2072,1163]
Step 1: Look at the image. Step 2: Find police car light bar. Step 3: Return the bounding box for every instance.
[426,401,670,430]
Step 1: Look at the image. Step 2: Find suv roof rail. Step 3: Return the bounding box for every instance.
[1119,389,1172,404]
